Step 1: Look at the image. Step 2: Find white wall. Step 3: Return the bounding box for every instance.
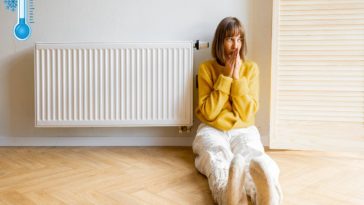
[0,0,272,146]
[247,0,273,145]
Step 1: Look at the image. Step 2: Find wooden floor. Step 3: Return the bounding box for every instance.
[0,147,363,205]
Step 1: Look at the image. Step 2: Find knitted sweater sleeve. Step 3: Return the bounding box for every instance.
[230,62,260,122]
[197,64,232,121]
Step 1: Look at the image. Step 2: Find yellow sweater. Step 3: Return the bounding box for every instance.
[195,59,259,131]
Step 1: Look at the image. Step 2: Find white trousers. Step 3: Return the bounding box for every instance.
[192,123,281,205]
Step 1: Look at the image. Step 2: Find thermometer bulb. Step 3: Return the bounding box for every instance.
[14,0,31,40]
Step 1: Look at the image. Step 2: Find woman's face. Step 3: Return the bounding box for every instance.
[224,34,241,59]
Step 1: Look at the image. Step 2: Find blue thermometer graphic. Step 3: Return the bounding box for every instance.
[14,0,31,40]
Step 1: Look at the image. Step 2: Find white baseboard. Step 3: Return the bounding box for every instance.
[0,135,268,147]
[0,136,195,146]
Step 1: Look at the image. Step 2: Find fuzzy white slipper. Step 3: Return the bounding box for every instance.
[226,154,248,205]
[249,155,282,205]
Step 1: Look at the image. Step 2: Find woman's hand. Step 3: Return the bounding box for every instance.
[225,49,241,80]
[232,50,241,80]
[224,55,235,77]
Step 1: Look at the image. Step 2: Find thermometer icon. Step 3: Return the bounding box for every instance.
[14,0,31,40]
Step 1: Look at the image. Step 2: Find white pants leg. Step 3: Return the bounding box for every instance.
[193,123,282,205]
[230,126,282,204]
[192,123,234,205]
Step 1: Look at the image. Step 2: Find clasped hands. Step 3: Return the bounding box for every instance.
[223,49,242,80]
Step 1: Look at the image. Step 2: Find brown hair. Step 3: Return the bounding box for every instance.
[211,17,247,65]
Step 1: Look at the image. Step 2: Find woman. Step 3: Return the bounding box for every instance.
[193,17,283,205]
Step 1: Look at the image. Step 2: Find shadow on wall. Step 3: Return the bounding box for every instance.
[246,0,273,145]
[7,47,35,138]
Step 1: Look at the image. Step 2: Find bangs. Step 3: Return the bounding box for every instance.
[224,22,243,37]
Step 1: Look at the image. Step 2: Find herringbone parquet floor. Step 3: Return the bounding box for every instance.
[0,147,363,205]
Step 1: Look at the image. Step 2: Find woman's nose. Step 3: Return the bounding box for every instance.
[232,41,238,49]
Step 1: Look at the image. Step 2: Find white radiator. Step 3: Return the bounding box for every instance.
[34,42,194,127]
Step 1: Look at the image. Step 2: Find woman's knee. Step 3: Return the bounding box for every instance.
[193,133,230,154]
[193,143,233,176]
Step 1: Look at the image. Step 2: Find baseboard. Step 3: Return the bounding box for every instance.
[0,135,268,147]
[0,136,195,146]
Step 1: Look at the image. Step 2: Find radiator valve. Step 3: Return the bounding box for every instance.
[194,40,209,50]
[179,126,192,133]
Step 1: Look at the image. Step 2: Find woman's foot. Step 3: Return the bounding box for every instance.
[226,154,248,205]
[249,155,282,205]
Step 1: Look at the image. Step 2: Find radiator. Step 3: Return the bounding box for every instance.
[34,42,193,127]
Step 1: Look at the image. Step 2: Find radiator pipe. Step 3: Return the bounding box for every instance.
[194,40,209,50]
